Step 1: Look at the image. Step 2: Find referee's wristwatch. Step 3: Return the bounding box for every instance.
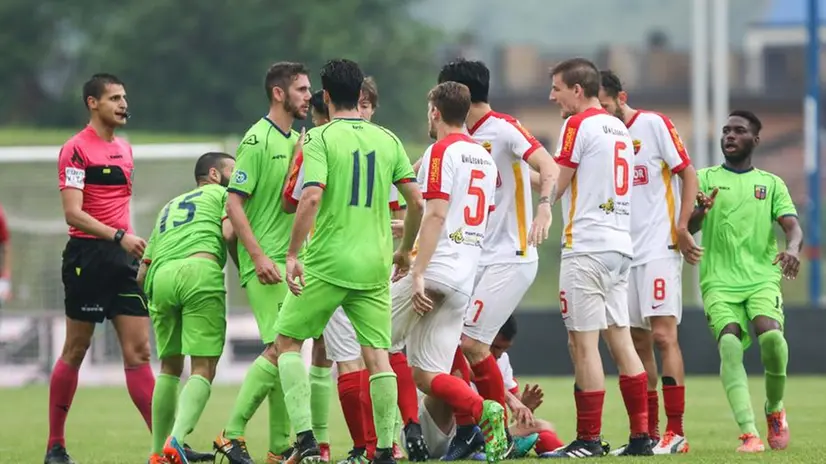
[113,228,126,244]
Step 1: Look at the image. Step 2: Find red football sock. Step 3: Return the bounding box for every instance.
[47,359,80,450]
[124,364,154,430]
[470,354,507,420]
[390,352,419,425]
[450,346,475,426]
[647,390,660,440]
[619,373,649,437]
[535,429,565,454]
[430,373,484,422]
[359,369,377,457]
[662,385,685,436]
[338,371,367,448]
[574,390,604,441]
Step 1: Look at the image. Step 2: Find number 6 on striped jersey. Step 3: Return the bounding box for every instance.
[614,141,629,195]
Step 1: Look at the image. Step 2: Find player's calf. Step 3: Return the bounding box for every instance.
[649,316,688,453]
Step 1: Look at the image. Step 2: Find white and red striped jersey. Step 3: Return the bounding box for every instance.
[554,107,634,257]
[626,110,691,265]
[467,112,543,265]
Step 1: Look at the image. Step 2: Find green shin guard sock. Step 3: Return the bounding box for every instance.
[278,351,313,434]
[225,356,280,439]
[171,375,212,442]
[393,410,403,446]
[309,365,333,444]
[268,368,292,454]
[370,372,399,449]
[151,374,180,454]
[758,330,789,413]
[719,333,759,436]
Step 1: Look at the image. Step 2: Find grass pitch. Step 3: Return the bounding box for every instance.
[3,375,825,463]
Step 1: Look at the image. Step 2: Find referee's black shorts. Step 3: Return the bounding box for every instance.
[61,237,149,323]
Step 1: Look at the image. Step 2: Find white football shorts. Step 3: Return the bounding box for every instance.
[558,252,631,332]
[628,257,683,329]
[323,307,362,363]
[462,261,538,345]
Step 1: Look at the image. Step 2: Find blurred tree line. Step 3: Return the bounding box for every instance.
[0,0,440,139]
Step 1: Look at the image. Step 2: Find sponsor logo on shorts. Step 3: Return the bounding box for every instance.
[234,170,248,185]
[81,305,104,313]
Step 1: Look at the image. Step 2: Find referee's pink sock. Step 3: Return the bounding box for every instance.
[47,359,79,450]
[125,363,155,430]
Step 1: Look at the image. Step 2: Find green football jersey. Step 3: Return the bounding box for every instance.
[302,118,416,290]
[229,117,299,286]
[697,165,797,293]
[143,183,228,297]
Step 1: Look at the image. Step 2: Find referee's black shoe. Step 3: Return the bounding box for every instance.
[44,444,76,464]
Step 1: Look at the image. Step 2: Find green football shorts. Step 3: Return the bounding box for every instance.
[149,257,227,359]
[245,261,288,344]
[702,284,785,349]
[275,272,391,349]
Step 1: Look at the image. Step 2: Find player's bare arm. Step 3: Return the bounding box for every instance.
[408,196,447,315]
[226,192,280,284]
[774,215,803,279]
[222,217,240,270]
[136,260,148,289]
[60,188,145,258]
[526,148,560,245]
[688,188,718,235]
[675,164,703,264]
[284,184,322,295]
[554,165,576,203]
[392,181,424,281]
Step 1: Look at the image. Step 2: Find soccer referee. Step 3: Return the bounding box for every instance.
[46,74,155,464]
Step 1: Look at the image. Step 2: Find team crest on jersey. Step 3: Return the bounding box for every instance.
[599,198,615,214]
[754,185,767,200]
[234,170,248,185]
[632,139,641,154]
[481,141,492,153]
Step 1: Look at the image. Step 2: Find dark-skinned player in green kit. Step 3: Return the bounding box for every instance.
[213,62,311,464]
[271,59,424,464]
[688,110,802,454]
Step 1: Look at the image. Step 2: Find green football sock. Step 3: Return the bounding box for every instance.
[758,330,789,413]
[393,409,402,446]
[309,365,333,444]
[225,356,280,439]
[279,351,313,434]
[171,375,212,442]
[151,374,179,454]
[719,333,759,436]
[370,372,399,449]
[268,369,292,454]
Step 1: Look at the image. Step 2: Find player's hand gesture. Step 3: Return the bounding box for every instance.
[254,255,282,285]
[510,397,536,427]
[521,383,545,412]
[773,250,800,279]
[391,249,411,282]
[120,233,147,259]
[390,219,405,239]
[285,254,305,295]
[696,187,719,214]
[528,203,552,246]
[678,228,704,265]
[411,272,433,316]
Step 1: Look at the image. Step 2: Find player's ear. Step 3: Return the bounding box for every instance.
[272,86,285,103]
[322,90,331,107]
[618,91,628,104]
[753,135,760,147]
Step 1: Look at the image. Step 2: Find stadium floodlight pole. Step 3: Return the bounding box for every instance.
[711,0,729,166]
[805,0,822,307]
[691,0,710,304]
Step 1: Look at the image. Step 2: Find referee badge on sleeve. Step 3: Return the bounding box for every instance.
[234,170,248,185]
[754,185,767,200]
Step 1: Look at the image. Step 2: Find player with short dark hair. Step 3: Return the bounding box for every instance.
[212,62,311,464]
[272,58,424,464]
[599,70,698,455]
[310,90,329,126]
[0,202,11,305]
[48,73,155,464]
[688,110,800,453]
[139,151,236,464]
[546,58,652,457]
[434,59,560,461]
[389,80,508,462]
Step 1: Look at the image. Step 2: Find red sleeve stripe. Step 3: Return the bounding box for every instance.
[557,116,584,167]
[522,144,540,161]
[395,177,416,184]
[426,139,450,194]
[656,113,691,166]
[389,201,401,211]
[422,191,450,200]
[283,193,299,206]
[508,387,519,395]
[671,159,690,174]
